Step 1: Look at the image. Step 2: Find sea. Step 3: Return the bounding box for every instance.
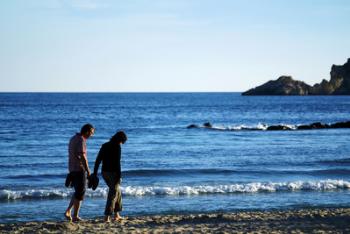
[0,93,350,223]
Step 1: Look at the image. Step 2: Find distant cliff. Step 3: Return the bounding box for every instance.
[242,58,350,95]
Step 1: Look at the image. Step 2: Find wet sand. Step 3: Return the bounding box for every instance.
[1,208,350,233]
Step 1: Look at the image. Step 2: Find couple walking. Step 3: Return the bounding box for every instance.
[64,124,127,223]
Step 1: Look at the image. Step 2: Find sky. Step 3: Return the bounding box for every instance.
[1,0,350,92]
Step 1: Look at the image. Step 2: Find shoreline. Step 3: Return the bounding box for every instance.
[1,208,349,233]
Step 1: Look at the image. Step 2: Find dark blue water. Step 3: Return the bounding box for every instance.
[0,93,350,223]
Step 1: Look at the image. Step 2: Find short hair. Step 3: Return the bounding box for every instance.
[111,131,127,143]
[80,123,94,134]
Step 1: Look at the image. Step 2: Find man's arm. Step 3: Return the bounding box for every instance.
[81,153,91,176]
[76,137,90,176]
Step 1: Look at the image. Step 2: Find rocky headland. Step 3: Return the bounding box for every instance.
[242,58,350,95]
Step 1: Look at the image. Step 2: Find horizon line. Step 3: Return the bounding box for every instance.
[0,91,244,94]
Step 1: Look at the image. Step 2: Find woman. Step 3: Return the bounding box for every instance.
[93,131,127,222]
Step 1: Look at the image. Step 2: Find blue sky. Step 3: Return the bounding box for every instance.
[1,0,350,92]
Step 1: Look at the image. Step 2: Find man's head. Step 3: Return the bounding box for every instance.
[80,123,95,139]
[111,131,127,144]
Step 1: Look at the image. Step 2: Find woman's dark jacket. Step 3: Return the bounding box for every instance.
[93,141,121,178]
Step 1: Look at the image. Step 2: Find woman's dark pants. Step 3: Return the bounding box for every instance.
[102,171,122,216]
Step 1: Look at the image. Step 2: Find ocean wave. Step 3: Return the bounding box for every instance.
[312,169,350,175]
[123,168,236,177]
[0,189,71,200]
[2,168,350,181]
[124,168,350,177]
[1,180,349,201]
[122,180,350,196]
[0,162,63,169]
[318,158,350,165]
[212,123,272,131]
[1,169,236,180]
[3,173,66,180]
[1,169,235,180]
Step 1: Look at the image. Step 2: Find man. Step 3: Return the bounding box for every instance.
[93,131,127,223]
[65,124,95,222]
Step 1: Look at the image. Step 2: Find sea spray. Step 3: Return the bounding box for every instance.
[1,180,349,201]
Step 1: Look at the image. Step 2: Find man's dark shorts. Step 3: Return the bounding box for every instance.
[70,171,86,201]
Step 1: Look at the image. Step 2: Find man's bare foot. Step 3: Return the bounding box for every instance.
[72,216,84,222]
[64,211,72,221]
[104,215,111,223]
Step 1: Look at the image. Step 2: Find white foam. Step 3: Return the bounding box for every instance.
[1,180,349,200]
[0,189,71,200]
[256,123,269,130]
[209,123,269,131]
[202,123,301,131]
[123,180,350,196]
[280,123,298,130]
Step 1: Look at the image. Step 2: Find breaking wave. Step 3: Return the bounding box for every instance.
[1,180,349,201]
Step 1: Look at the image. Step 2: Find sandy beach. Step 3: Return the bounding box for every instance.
[1,208,349,233]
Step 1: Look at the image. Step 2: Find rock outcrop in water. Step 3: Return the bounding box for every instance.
[242,58,350,95]
[187,121,350,131]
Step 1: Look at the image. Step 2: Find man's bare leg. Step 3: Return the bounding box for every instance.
[64,196,74,221]
[72,199,83,222]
